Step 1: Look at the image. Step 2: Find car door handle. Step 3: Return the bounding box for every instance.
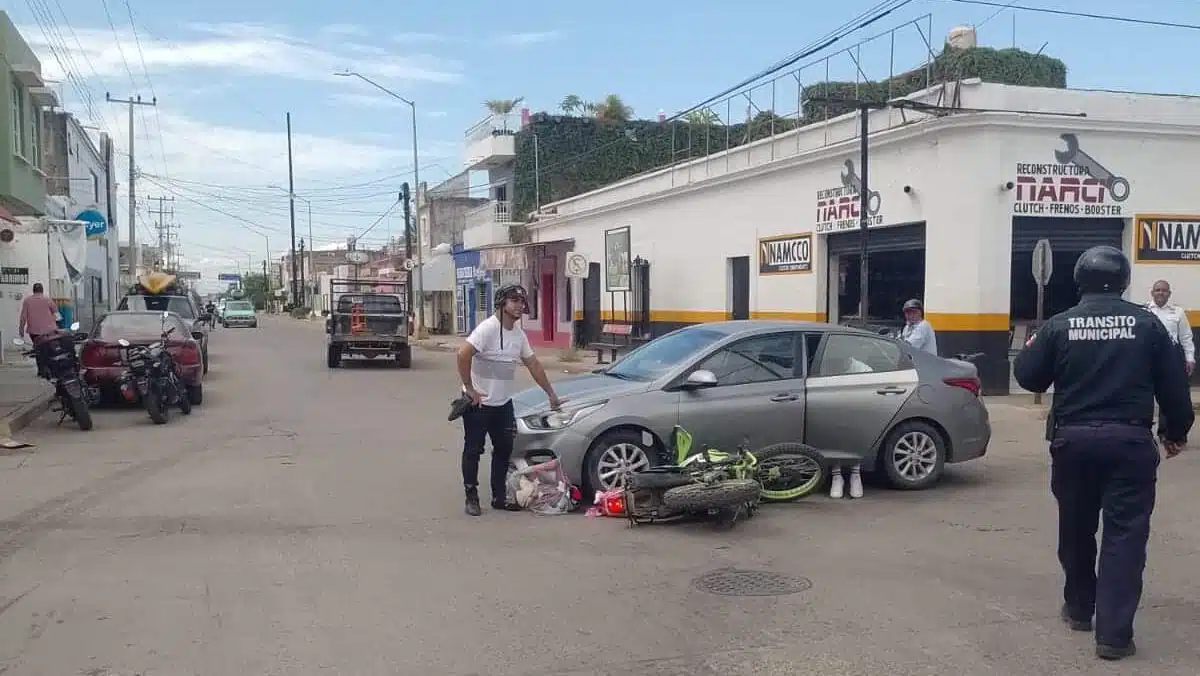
[769,393,800,402]
[876,387,907,395]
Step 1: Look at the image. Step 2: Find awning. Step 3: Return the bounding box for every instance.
[421,254,454,292]
[478,238,574,271]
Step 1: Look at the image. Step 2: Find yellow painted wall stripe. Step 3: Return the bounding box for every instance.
[925,313,1011,332]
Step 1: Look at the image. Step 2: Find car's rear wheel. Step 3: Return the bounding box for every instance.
[880,420,946,490]
[187,383,203,405]
[394,346,412,368]
[586,429,654,493]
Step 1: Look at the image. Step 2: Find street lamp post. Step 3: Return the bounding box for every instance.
[334,70,424,333]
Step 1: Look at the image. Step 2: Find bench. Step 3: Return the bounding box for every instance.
[590,323,638,364]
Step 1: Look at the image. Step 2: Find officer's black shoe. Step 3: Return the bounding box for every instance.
[491,499,522,512]
[465,487,482,517]
[1060,604,1093,631]
[1096,641,1136,661]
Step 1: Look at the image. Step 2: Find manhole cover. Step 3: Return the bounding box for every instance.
[691,568,812,597]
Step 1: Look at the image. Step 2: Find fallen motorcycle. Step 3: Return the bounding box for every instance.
[116,313,192,425]
[12,322,95,431]
[619,426,828,528]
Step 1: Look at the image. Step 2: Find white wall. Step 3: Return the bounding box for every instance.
[0,231,51,343]
[532,83,1200,335]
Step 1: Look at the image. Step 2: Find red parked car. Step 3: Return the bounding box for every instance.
[81,311,205,404]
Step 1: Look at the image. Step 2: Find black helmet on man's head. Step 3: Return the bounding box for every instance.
[1073,245,1130,294]
[494,283,528,308]
[902,298,924,313]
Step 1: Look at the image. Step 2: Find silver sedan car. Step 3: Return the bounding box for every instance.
[512,320,990,493]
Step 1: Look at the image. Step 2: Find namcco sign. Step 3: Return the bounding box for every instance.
[758,232,813,275]
[1134,214,1200,263]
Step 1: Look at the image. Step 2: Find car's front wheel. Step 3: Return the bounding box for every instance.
[879,420,946,490]
[586,429,654,493]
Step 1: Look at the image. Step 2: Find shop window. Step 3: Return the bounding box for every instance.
[29,108,40,167]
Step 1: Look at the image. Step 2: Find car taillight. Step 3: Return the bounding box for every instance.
[81,343,105,367]
[179,342,201,365]
[944,376,981,397]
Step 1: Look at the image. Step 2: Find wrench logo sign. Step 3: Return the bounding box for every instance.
[1053,133,1131,202]
[839,160,883,216]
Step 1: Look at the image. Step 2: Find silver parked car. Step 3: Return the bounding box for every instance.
[512,320,990,493]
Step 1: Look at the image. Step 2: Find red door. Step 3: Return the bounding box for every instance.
[541,272,556,342]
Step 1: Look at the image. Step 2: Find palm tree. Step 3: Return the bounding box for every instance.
[559,94,584,115]
[592,94,633,123]
[484,97,525,130]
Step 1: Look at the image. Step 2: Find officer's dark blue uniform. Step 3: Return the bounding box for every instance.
[1014,245,1193,661]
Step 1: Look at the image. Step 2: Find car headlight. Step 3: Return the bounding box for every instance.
[521,401,606,431]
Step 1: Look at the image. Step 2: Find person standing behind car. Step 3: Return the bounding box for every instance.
[900,298,938,355]
[1014,245,1193,662]
[455,284,565,517]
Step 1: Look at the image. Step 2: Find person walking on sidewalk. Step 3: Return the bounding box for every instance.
[455,284,565,516]
[1014,246,1193,661]
[1146,280,1194,436]
[17,283,60,378]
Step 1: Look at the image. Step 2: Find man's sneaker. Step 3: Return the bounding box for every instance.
[1096,641,1136,660]
[830,473,845,499]
[848,470,864,499]
[464,487,482,517]
[491,499,522,512]
[1060,604,1092,632]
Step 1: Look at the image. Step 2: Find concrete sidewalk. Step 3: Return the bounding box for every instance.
[0,350,54,438]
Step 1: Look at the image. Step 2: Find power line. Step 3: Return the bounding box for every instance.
[945,0,1200,31]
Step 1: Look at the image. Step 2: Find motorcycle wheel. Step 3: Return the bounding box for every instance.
[177,381,192,415]
[67,392,93,431]
[661,479,761,512]
[754,443,827,502]
[145,389,169,425]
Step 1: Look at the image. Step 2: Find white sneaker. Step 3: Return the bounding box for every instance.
[848,471,864,499]
[829,473,845,499]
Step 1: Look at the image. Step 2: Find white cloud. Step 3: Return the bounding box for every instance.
[493,31,563,47]
[20,22,462,84]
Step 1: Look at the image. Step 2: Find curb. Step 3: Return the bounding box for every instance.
[0,391,55,438]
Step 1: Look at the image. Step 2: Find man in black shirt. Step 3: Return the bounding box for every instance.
[1015,245,1193,661]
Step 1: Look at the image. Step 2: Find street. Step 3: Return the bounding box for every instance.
[1,316,1198,676]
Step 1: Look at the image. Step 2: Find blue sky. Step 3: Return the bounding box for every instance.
[10,0,1200,292]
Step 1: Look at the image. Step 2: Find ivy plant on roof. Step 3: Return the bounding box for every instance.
[512,46,1067,221]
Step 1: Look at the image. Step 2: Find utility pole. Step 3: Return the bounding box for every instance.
[106,93,157,280]
[148,195,174,270]
[401,182,413,319]
[298,238,306,307]
[285,112,299,306]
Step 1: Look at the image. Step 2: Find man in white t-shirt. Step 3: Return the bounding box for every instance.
[456,283,564,516]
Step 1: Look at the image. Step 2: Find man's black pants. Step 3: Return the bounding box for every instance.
[1051,422,1160,648]
[461,400,515,501]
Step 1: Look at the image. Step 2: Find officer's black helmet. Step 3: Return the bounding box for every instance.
[1073,245,1130,294]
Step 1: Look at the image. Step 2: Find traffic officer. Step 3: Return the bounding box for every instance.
[1014,245,1193,661]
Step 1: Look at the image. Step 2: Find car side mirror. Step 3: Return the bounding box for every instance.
[191,331,205,340]
[73,332,89,342]
[682,369,718,389]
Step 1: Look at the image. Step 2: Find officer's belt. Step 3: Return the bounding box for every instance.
[1056,419,1152,429]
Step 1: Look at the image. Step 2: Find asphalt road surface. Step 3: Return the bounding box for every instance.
[1,316,1198,675]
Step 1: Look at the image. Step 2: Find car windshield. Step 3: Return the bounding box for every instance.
[120,295,196,318]
[605,327,725,381]
[336,294,405,313]
[97,313,187,342]
[226,301,253,311]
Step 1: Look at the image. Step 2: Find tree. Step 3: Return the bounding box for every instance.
[682,108,722,125]
[240,273,272,310]
[559,94,584,115]
[484,97,525,130]
[592,94,633,123]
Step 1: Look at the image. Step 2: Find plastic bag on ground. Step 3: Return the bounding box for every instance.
[504,458,574,515]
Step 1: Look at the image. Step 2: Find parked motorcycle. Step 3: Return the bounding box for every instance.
[116,312,192,425]
[11,322,94,431]
[620,426,827,528]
